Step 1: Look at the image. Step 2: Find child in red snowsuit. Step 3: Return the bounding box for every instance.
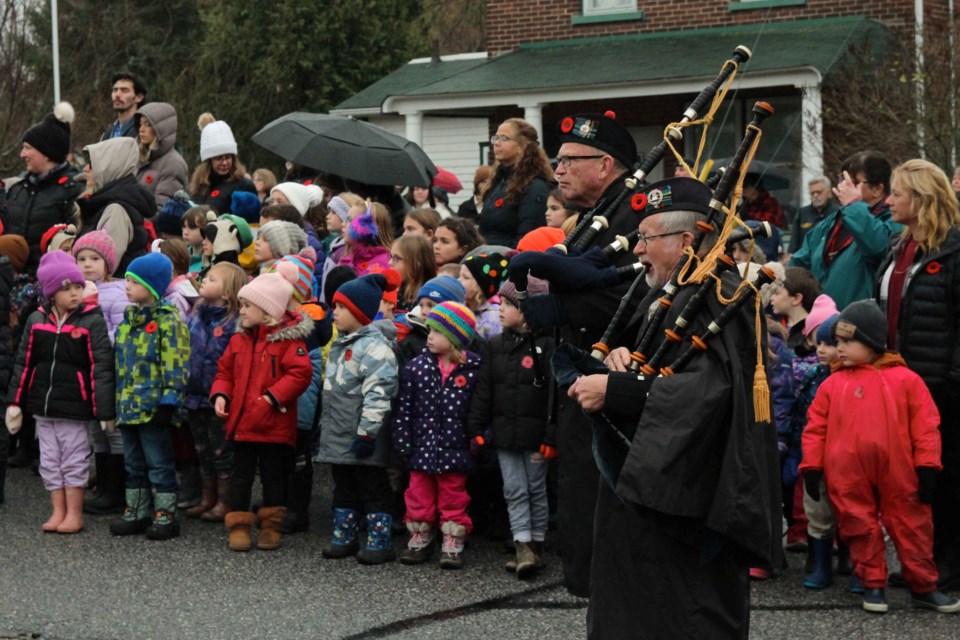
[800,300,959,614]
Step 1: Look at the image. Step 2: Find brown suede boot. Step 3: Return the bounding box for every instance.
[224,511,255,552]
[57,487,85,534]
[186,475,217,518]
[256,506,287,550]
[42,489,67,533]
[201,474,231,522]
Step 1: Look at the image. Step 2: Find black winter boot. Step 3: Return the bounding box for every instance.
[280,459,313,534]
[84,454,126,514]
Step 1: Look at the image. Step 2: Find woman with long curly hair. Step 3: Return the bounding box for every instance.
[874,159,960,591]
[479,118,554,248]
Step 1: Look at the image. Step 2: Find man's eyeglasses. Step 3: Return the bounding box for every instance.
[636,230,684,246]
[555,155,605,168]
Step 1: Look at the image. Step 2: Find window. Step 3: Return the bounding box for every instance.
[583,0,637,17]
[729,0,806,11]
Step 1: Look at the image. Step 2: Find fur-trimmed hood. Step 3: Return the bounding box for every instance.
[237,309,314,343]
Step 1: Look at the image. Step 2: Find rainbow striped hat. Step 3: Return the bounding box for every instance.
[425,301,476,351]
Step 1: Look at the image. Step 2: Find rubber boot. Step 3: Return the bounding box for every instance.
[398,521,435,565]
[145,492,180,540]
[110,488,153,536]
[200,474,231,522]
[186,474,217,518]
[515,541,539,579]
[439,521,466,570]
[911,590,960,613]
[42,489,67,532]
[322,508,360,559]
[57,487,85,534]
[177,459,202,509]
[280,461,313,534]
[356,512,395,565]
[803,535,833,589]
[225,511,256,552]
[836,542,854,576]
[257,506,287,550]
[84,454,126,515]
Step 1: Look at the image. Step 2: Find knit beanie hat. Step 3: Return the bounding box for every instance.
[327,196,352,222]
[238,272,294,320]
[834,299,887,353]
[199,120,238,162]
[259,220,308,260]
[425,301,476,351]
[155,192,194,237]
[516,227,566,253]
[71,229,118,277]
[37,250,85,298]
[816,314,840,347]
[272,182,324,216]
[23,102,74,163]
[368,266,402,305]
[324,265,357,307]
[803,294,840,337]
[40,223,77,254]
[273,247,318,304]
[348,211,378,245]
[222,214,254,248]
[333,272,398,326]
[125,252,173,301]
[416,275,466,306]
[463,252,509,299]
[230,191,262,224]
[498,275,548,307]
[0,234,29,272]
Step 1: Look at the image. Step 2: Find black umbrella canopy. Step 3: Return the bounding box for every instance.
[252,112,437,187]
[711,158,790,191]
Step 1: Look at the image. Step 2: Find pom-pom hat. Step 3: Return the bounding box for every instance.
[273,247,318,304]
[238,272,293,320]
[333,273,398,326]
[463,252,509,299]
[37,250,85,298]
[71,230,118,277]
[40,223,77,254]
[199,120,238,162]
[271,182,324,216]
[556,110,637,168]
[348,211,378,245]
[23,102,75,163]
[425,301,476,351]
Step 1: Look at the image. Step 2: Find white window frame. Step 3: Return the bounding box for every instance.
[583,0,638,17]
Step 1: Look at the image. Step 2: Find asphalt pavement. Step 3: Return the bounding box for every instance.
[1,464,957,639]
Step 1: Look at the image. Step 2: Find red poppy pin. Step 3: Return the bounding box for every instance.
[58,176,69,185]
[495,198,504,208]
[145,321,158,334]
[454,375,467,387]
[358,262,369,271]
[926,261,942,275]
[560,117,574,133]
[70,328,83,339]
[210,189,221,198]
[345,349,353,361]
[304,179,313,186]
[213,326,224,337]
[631,193,648,211]
[145,174,153,184]
[521,355,534,369]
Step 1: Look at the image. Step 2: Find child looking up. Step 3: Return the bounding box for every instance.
[392,302,480,569]
[318,273,400,564]
[110,253,189,541]
[801,300,959,614]
[212,273,313,552]
[6,252,115,533]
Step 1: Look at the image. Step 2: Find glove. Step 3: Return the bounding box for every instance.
[520,294,568,331]
[539,444,558,460]
[917,466,938,504]
[5,406,23,435]
[804,469,823,502]
[349,435,376,459]
[150,405,175,429]
[99,420,117,433]
[469,435,485,457]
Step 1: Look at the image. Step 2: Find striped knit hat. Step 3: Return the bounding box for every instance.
[273,247,318,303]
[425,301,476,351]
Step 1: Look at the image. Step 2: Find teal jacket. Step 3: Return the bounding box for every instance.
[115,301,190,426]
[789,200,901,310]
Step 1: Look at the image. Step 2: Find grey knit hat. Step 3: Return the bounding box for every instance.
[258,220,307,260]
[834,299,886,353]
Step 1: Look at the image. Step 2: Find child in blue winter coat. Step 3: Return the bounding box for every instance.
[318,273,400,564]
[393,301,480,569]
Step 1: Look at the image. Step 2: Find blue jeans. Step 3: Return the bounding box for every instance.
[497,448,549,543]
[120,424,178,493]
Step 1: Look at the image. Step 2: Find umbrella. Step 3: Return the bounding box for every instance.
[432,166,463,194]
[252,112,437,187]
[711,158,790,191]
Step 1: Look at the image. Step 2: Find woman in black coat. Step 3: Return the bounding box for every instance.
[189,118,256,214]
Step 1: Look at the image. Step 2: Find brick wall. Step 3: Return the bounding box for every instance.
[486,0,937,55]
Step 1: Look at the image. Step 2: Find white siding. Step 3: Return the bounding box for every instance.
[368,115,489,209]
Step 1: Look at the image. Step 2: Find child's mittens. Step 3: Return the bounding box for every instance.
[100,420,117,433]
[916,467,938,504]
[349,435,376,459]
[5,406,22,435]
[469,436,485,457]
[539,444,558,460]
[803,469,823,501]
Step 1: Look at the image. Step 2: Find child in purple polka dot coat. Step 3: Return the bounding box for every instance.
[391,302,481,569]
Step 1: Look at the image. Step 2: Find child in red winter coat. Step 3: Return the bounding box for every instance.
[800,300,959,614]
[211,272,313,552]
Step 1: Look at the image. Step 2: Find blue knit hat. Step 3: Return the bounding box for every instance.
[333,273,398,326]
[230,190,262,223]
[425,301,476,351]
[816,313,840,347]
[126,253,173,301]
[416,275,465,306]
[155,192,193,236]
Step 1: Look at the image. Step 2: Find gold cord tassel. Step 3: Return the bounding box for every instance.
[752,290,771,423]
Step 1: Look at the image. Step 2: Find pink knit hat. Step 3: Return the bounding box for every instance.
[803,294,839,337]
[238,272,294,320]
[72,229,118,277]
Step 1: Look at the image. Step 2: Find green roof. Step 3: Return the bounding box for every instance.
[334,16,884,111]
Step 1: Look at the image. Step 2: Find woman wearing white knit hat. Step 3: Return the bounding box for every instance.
[189,114,257,215]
